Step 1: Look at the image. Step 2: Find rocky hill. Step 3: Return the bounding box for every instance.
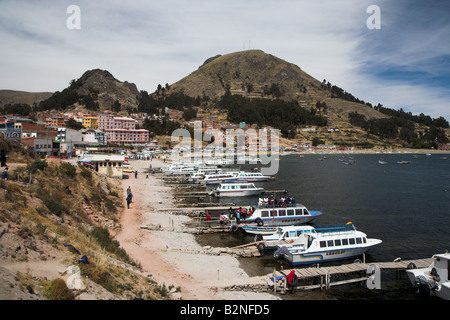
[169,50,387,124]
[73,69,140,111]
[34,69,141,113]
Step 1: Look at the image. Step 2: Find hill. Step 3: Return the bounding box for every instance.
[36,69,140,113]
[168,50,448,149]
[169,49,387,124]
[0,90,53,108]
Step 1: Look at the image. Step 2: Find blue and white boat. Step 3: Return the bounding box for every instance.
[273,223,382,265]
[238,203,322,227]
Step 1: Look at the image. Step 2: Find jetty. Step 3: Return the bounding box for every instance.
[224,257,434,294]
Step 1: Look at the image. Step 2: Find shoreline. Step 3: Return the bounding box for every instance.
[114,159,279,300]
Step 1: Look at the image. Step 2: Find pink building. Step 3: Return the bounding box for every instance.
[98,112,149,145]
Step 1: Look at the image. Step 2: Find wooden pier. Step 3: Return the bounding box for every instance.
[223,257,433,294]
[265,257,433,293]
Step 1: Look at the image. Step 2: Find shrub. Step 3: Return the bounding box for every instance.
[60,162,76,179]
[43,196,63,216]
[43,278,75,300]
[27,160,48,173]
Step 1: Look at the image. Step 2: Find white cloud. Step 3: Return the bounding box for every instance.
[0,0,448,120]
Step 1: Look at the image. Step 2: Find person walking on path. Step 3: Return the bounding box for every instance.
[126,192,132,209]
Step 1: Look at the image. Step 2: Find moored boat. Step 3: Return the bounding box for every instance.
[212,183,264,197]
[238,203,322,227]
[200,172,239,185]
[234,171,272,182]
[240,225,277,236]
[273,223,382,265]
[406,253,450,300]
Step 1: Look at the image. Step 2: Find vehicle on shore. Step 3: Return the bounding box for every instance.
[122,164,136,173]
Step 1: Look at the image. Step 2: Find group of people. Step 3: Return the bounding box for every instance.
[228,206,255,223]
[258,195,296,207]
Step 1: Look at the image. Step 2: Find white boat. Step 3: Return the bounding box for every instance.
[240,225,277,236]
[378,159,388,165]
[239,204,322,227]
[212,183,264,197]
[406,253,450,300]
[235,171,271,182]
[261,225,316,249]
[201,172,239,185]
[263,225,316,242]
[273,223,382,266]
[186,168,225,183]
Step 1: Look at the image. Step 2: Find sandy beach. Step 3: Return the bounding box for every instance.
[114,159,279,300]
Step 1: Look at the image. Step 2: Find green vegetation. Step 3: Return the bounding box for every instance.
[349,111,449,148]
[43,278,75,300]
[219,90,328,137]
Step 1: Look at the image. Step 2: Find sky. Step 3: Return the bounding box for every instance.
[1,0,449,121]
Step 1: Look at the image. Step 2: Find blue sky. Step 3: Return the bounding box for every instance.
[0,0,449,120]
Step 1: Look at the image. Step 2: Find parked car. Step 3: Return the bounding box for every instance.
[122,164,136,173]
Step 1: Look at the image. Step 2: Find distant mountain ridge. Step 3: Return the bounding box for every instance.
[0,90,53,108]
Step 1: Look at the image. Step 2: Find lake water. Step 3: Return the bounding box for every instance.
[194,153,450,299]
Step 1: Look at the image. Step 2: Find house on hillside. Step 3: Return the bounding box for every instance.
[80,154,126,178]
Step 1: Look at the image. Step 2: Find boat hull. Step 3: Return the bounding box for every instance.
[214,189,263,197]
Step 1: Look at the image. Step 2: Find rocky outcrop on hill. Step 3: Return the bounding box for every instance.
[74,69,140,111]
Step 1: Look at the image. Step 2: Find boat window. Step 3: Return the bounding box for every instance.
[327,240,334,247]
[334,239,341,246]
[289,231,296,238]
[271,210,277,217]
[320,241,327,248]
[296,231,303,237]
[356,238,362,244]
[287,209,295,216]
[349,238,355,245]
[304,209,310,215]
[261,211,269,217]
[278,210,286,216]
[342,239,348,246]
[295,209,303,215]
[363,237,367,243]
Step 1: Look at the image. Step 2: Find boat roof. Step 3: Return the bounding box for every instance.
[276,225,315,232]
[433,253,450,260]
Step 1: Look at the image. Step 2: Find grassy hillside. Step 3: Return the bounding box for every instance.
[0,136,172,300]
